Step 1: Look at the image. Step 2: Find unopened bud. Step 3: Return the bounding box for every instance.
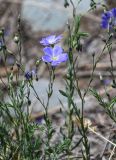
[36,59,41,67]
[28,100,31,105]
[67,20,70,30]
[36,76,38,81]
[64,0,69,8]
[14,35,19,43]
[16,61,20,68]
[92,52,95,57]
[0,30,3,36]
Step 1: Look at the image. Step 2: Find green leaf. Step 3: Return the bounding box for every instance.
[59,90,68,97]
[74,16,81,34]
[78,32,89,37]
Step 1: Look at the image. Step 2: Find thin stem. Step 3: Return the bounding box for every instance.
[106,40,116,85]
[70,0,76,18]
[30,83,46,109]
[89,127,116,147]
[83,35,112,99]
[109,146,116,160]
[17,15,22,64]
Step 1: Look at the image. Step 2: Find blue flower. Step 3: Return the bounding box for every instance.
[25,69,36,80]
[40,35,62,46]
[42,46,68,66]
[101,8,116,29]
[35,116,43,124]
[111,8,116,17]
[101,11,111,29]
[103,79,111,86]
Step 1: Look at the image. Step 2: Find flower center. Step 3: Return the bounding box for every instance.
[52,56,58,60]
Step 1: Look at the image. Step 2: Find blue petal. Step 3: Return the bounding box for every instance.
[104,11,111,19]
[101,20,108,29]
[42,55,52,63]
[45,35,56,44]
[40,38,49,46]
[55,35,62,41]
[40,35,62,45]
[46,35,55,41]
[43,47,53,56]
[25,71,32,80]
[51,61,60,66]
[111,8,116,17]
[53,46,63,56]
[51,53,68,66]
[58,53,68,62]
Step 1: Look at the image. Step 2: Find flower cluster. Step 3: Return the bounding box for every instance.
[40,35,68,66]
[101,8,116,29]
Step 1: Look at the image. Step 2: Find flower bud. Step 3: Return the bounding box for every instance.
[64,0,69,8]
[14,35,19,43]
[0,30,3,36]
[16,61,20,68]
[28,100,31,105]
[36,59,41,67]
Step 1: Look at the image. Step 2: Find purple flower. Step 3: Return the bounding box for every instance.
[25,69,36,80]
[111,8,116,17]
[101,11,111,29]
[40,35,62,46]
[103,79,111,86]
[101,8,116,29]
[35,116,43,124]
[25,71,32,80]
[42,46,68,66]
